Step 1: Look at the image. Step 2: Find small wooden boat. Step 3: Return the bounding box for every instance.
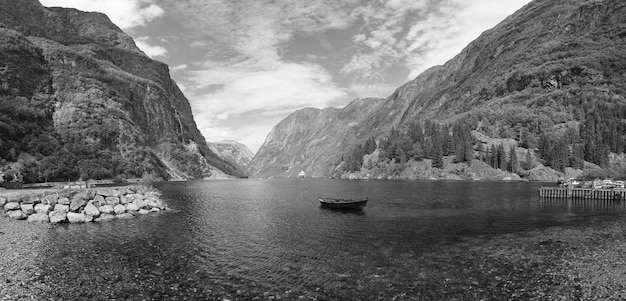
[318,197,368,210]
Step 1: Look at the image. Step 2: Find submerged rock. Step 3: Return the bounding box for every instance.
[94,214,115,222]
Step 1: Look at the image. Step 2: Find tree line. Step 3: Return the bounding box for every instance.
[339,101,626,175]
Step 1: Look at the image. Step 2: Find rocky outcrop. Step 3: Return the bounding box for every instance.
[337,157,524,181]
[250,0,626,178]
[208,141,255,175]
[1,186,168,224]
[0,0,244,181]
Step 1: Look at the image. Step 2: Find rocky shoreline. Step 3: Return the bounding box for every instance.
[0,186,168,224]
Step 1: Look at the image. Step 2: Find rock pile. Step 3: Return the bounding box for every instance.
[0,186,168,223]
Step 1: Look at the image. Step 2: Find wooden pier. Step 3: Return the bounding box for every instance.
[540,187,626,201]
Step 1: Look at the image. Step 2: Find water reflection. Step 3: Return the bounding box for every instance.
[34,179,626,299]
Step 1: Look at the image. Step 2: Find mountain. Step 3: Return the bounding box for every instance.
[208,140,254,173]
[247,98,384,178]
[0,0,245,181]
[249,0,626,179]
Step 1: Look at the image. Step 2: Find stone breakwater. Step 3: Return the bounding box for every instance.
[0,186,168,223]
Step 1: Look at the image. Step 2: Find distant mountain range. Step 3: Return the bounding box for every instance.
[0,0,245,181]
[249,0,626,180]
[208,140,254,174]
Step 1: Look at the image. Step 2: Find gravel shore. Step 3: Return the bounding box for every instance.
[0,216,51,300]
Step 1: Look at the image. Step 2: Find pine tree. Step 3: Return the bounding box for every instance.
[523,149,533,170]
[490,145,497,168]
[509,145,518,173]
[497,144,506,170]
[477,143,484,161]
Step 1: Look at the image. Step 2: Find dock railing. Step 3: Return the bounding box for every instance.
[539,186,625,201]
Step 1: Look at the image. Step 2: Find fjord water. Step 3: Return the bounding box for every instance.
[36,179,626,299]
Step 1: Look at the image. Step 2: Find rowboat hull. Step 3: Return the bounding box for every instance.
[318,197,367,210]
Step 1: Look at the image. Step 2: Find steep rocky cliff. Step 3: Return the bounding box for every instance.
[247,98,384,178]
[208,140,254,174]
[250,0,626,179]
[0,0,244,181]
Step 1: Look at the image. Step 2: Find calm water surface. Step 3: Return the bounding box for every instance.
[36,179,626,300]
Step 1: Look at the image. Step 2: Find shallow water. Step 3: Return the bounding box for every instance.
[35,179,626,299]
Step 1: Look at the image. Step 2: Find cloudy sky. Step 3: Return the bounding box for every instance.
[40,0,531,153]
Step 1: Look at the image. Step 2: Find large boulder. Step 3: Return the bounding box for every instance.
[146,198,159,209]
[7,210,26,220]
[53,204,70,213]
[120,195,133,204]
[98,189,121,198]
[99,205,114,214]
[49,210,67,224]
[20,203,34,215]
[43,194,59,206]
[91,195,106,207]
[27,213,49,223]
[0,196,6,207]
[133,199,149,209]
[113,204,126,214]
[34,204,53,214]
[138,209,150,215]
[84,204,100,217]
[4,202,20,211]
[125,203,139,213]
[70,195,87,212]
[20,195,39,204]
[58,198,70,205]
[105,197,120,205]
[67,212,88,223]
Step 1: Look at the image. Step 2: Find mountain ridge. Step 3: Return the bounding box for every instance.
[0,0,245,181]
[249,0,626,179]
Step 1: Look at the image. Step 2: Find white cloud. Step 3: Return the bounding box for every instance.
[171,64,188,72]
[342,0,532,89]
[134,37,168,58]
[186,60,348,152]
[40,0,164,29]
[349,83,398,99]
